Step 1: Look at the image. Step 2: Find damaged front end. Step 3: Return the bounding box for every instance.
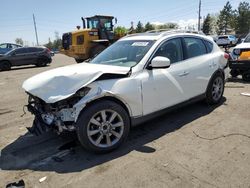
[26,87,90,136]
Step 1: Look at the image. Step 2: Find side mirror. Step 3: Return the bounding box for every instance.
[151,56,170,69]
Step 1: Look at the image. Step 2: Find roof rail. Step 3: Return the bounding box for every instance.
[146,29,205,36]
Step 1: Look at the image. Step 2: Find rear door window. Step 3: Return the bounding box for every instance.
[27,48,37,53]
[204,40,213,53]
[15,48,28,54]
[9,44,18,49]
[184,37,207,58]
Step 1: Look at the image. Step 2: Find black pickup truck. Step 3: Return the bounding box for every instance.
[229,34,250,81]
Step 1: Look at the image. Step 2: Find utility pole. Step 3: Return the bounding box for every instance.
[198,0,201,31]
[33,14,39,46]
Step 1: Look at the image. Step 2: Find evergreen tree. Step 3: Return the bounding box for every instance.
[235,1,250,34]
[217,1,234,35]
[46,38,53,49]
[144,22,154,32]
[136,21,144,33]
[203,14,212,35]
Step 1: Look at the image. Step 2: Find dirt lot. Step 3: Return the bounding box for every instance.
[0,54,250,188]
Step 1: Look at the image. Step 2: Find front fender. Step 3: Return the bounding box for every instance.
[72,85,132,122]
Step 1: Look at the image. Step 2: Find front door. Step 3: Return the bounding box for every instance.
[141,38,191,115]
[10,48,29,66]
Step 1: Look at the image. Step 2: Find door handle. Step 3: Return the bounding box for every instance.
[178,71,189,77]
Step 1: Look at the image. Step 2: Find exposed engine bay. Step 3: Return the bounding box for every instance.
[26,87,90,135]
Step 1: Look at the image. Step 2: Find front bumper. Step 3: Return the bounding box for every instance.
[229,60,250,70]
[25,94,77,136]
[26,103,52,135]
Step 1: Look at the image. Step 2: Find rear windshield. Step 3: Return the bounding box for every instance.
[218,36,228,39]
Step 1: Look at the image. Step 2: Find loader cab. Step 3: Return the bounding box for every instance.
[85,15,115,41]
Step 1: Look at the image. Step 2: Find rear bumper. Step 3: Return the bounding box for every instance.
[229,60,250,70]
[48,57,52,64]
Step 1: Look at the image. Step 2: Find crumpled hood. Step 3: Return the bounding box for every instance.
[22,63,130,103]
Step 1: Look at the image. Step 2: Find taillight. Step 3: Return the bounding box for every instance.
[224,53,229,59]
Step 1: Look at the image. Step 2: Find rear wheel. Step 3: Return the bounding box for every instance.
[0,61,11,71]
[206,73,224,104]
[36,58,48,67]
[242,71,250,82]
[76,100,130,153]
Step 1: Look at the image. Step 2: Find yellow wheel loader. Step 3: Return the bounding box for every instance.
[61,15,122,63]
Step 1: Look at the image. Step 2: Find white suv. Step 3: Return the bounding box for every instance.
[216,35,237,47]
[23,31,229,153]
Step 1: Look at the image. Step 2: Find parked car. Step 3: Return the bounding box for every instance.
[22,31,229,153]
[0,46,52,71]
[229,33,250,81]
[50,50,55,56]
[216,35,237,47]
[0,43,22,54]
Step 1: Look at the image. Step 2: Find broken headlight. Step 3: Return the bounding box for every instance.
[75,87,91,97]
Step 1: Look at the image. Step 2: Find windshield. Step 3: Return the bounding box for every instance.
[87,18,113,31]
[91,40,155,67]
[244,34,250,43]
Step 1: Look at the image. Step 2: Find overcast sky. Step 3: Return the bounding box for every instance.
[0,0,243,45]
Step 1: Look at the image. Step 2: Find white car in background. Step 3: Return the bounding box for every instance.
[216,35,237,47]
[23,31,229,153]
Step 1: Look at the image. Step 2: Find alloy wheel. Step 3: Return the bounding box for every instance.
[87,109,124,148]
[212,77,223,101]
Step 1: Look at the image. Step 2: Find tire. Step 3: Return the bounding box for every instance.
[0,61,11,71]
[242,71,250,82]
[76,100,130,153]
[90,45,106,59]
[36,58,48,67]
[75,58,84,63]
[230,69,239,78]
[206,72,224,104]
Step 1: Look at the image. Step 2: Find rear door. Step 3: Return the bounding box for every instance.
[182,37,216,97]
[26,47,39,64]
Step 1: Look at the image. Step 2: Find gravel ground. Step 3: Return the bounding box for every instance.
[0,54,250,188]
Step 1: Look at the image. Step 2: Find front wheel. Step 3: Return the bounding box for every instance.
[75,58,84,63]
[230,69,239,78]
[76,100,130,153]
[206,73,224,104]
[0,61,11,71]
